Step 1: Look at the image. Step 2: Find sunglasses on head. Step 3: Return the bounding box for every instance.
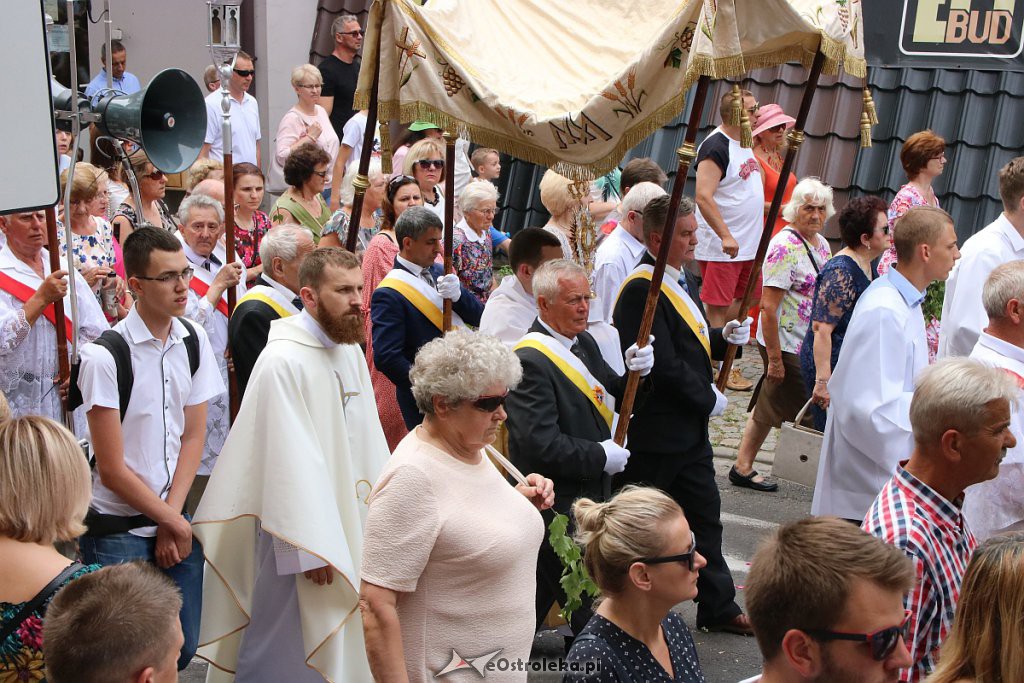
[805,610,912,661]
[416,159,445,170]
[470,392,508,412]
[233,68,255,77]
[387,174,417,199]
[636,531,697,571]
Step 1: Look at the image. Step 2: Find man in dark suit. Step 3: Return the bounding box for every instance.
[505,258,653,637]
[229,225,315,395]
[371,207,483,428]
[613,193,754,635]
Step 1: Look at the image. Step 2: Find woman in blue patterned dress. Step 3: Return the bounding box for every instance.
[453,180,499,303]
[564,486,706,682]
[0,416,99,681]
[799,196,890,431]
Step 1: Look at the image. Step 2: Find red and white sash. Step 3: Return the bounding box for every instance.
[0,270,74,340]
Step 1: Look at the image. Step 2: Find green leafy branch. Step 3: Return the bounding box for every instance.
[548,513,599,622]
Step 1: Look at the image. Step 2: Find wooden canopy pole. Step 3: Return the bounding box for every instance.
[613,75,712,446]
[345,9,383,254]
[441,130,456,332]
[715,49,826,392]
[44,206,72,429]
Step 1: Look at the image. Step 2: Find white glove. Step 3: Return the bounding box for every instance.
[723,316,753,345]
[436,273,462,302]
[624,336,655,376]
[711,384,729,416]
[600,439,631,476]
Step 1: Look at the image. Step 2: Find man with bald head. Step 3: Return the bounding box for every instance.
[190,178,226,208]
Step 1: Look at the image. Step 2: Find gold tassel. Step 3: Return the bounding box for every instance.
[862,86,878,126]
[740,105,753,148]
[379,121,393,175]
[860,111,873,148]
[728,83,742,126]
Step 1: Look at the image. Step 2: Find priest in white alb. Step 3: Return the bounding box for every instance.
[193,248,390,682]
[812,207,960,521]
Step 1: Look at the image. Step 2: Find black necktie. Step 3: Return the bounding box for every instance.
[570,342,587,363]
[421,269,435,287]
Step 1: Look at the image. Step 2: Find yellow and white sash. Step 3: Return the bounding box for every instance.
[616,264,710,359]
[237,284,299,320]
[514,332,615,429]
[376,268,465,331]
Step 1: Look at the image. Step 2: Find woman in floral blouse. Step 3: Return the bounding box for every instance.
[877,130,946,360]
[730,178,833,493]
[453,180,499,303]
[232,162,272,286]
[0,417,99,681]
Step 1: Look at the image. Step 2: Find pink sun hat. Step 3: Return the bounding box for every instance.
[751,103,796,138]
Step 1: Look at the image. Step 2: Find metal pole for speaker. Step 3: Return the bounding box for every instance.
[61,0,83,363]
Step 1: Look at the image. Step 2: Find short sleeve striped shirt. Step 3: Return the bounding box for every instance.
[863,465,977,682]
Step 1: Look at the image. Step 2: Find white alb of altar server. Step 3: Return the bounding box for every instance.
[811,268,929,521]
[193,250,390,682]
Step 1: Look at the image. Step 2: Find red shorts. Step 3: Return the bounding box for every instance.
[698,260,761,307]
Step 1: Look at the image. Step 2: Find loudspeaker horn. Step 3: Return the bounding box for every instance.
[95,68,206,174]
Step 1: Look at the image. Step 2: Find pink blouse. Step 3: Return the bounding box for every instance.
[273,105,340,184]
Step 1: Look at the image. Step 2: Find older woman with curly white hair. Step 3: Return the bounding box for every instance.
[452,179,500,303]
[360,329,555,682]
[730,177,834,493]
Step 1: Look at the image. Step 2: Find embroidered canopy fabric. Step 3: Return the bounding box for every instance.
[357,0,866,179]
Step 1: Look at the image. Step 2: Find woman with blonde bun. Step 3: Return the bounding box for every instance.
[564,486,707,682]
[926,532,1024,683]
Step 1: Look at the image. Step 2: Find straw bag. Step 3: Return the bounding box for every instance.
[772,399,822,488]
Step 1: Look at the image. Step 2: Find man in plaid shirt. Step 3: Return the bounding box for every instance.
[864,357,1018,682]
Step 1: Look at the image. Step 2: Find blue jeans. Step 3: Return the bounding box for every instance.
[79,520,203,671]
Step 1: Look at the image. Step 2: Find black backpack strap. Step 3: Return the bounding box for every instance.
[177,317,201,377]
[0,561,84,646]
[69,329,133,420]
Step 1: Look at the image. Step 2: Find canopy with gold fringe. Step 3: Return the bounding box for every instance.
[355,0,866,180]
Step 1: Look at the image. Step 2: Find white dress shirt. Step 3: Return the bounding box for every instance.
[479,274,537,347]
[593,224,645,322]
[939,213,1024,358]
[963,332,1024,540]
[78,307,224,533]
[811,268,928,521]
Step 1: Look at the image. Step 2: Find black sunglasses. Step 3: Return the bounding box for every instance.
[471,392,508,412]
[233,68,255,77]
[637,531,697,571]
[416,159,445,170]
[338,29,365,36]
[387,174,417,199]
[805,610,912,661]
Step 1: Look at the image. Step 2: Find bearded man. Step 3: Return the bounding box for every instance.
[193,248,390,681]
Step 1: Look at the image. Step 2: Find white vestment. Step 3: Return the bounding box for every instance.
[939,214,1024,358]
[193,313,390,682]
[479,274,536,347]
[811,270,928,521]
[963,333,1024,541]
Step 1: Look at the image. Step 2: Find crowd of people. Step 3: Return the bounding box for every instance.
[4,22,1024,683]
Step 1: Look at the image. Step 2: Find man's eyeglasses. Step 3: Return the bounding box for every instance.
[338,29,365,37]
[471,392,508,412]
[805,610,912,661]
[636,531,698,571]
[135,267,194,284]
[233,69,255,77]
[416,159,445,170]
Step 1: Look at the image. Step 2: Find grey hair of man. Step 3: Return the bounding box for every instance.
[458,179,500,213]
[410,329,523,415]
[910,357,1019,447]
[332,13,359,35]
[983,260,1024,320]
[259,224,315,267]
[395,205,442,245]
[177,192,224,225]
[620,181,667,217]
[781,177,835,223]
[532,258,588,305]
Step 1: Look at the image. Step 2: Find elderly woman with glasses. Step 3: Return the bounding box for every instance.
[361,174,423,451]
[112,149,178,241]
[360,329,554,682]
[270,142,333,242]
[564,486,707,682]
[403,138,447,222]
[800,196,890,431]
[272,64,340,204]
[453,179,500,303]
